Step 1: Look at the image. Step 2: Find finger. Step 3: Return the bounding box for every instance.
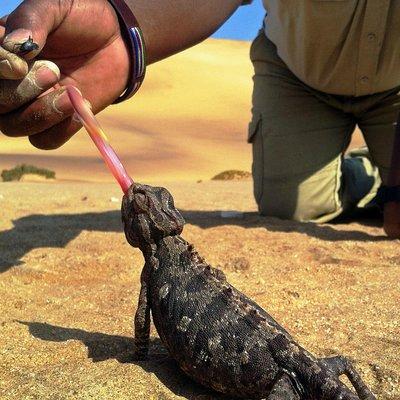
[0,15,8,26]
[0,60,60,113]
[0,46,28,79]
[0,16,6,41]
[2,0,65,59]
[0,12,28,79]
[0,87,75,137]
[29,117,83,150]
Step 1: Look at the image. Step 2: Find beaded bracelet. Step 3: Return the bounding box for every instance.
[108,0,147,104]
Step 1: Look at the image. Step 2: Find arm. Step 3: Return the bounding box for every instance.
[127,0,244,63]
[0,0,243,149]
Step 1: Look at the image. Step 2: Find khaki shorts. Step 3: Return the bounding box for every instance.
[249,32,399,223]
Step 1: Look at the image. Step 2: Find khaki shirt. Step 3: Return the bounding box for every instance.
[246,1,400,97]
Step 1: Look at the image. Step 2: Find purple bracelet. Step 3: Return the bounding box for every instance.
[108,0,147,104]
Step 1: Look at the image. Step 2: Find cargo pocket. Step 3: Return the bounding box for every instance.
[248,113,264,204]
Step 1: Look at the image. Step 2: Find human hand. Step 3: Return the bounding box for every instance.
[383,202,400,239]
[0,0,130,149]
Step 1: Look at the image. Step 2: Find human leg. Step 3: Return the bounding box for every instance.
[249,33,356,222]
[356,88,400,186]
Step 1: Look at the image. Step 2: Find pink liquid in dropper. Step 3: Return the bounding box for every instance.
[66,86,133,194]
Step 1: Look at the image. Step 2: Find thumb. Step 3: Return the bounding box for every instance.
[0,15,8,26]
[2,0,67,59]
[0,15,6,41]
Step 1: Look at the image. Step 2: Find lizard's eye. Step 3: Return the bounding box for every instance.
[134,193,148,212]
[154,211,166,224]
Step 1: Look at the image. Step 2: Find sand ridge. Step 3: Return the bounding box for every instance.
[0,39,254,183]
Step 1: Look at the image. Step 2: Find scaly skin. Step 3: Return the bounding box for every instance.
[122,183,376,400]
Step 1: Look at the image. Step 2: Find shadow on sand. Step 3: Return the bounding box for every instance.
[0,211,122,273]
[17,321,222,399]
[0,208,387,273]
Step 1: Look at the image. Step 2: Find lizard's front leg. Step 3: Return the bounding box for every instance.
[266,373,301,400]
[320,356,376,400]
[133,261,153,360]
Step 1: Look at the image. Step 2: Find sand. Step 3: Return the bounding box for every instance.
[0,180,399,400]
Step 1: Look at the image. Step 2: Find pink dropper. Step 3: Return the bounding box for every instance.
[66,86,133,194]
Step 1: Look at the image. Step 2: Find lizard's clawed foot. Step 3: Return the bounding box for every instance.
[120,348,148,362]
[320,356,376,400]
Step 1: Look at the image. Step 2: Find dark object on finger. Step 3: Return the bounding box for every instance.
[14,36,39,56]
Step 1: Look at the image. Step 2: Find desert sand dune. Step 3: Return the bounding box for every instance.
[0,39,255,183]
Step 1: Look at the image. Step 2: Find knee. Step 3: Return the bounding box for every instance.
[254,178,341,223]
[248,111,343,223]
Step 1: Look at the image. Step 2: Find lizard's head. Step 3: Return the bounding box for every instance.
[122,183,185,248]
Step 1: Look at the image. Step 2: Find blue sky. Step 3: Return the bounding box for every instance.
[0,0,265,41]
[214,0,265,41]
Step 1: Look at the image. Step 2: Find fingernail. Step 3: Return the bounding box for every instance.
[54,90,74,114]
[72,87,83,96]
[0,59,14,78]
[4,28,31,42]
[35,64,59,88]
[84,99,92,110]
[72,112,83,124]
[3,28,33,51]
